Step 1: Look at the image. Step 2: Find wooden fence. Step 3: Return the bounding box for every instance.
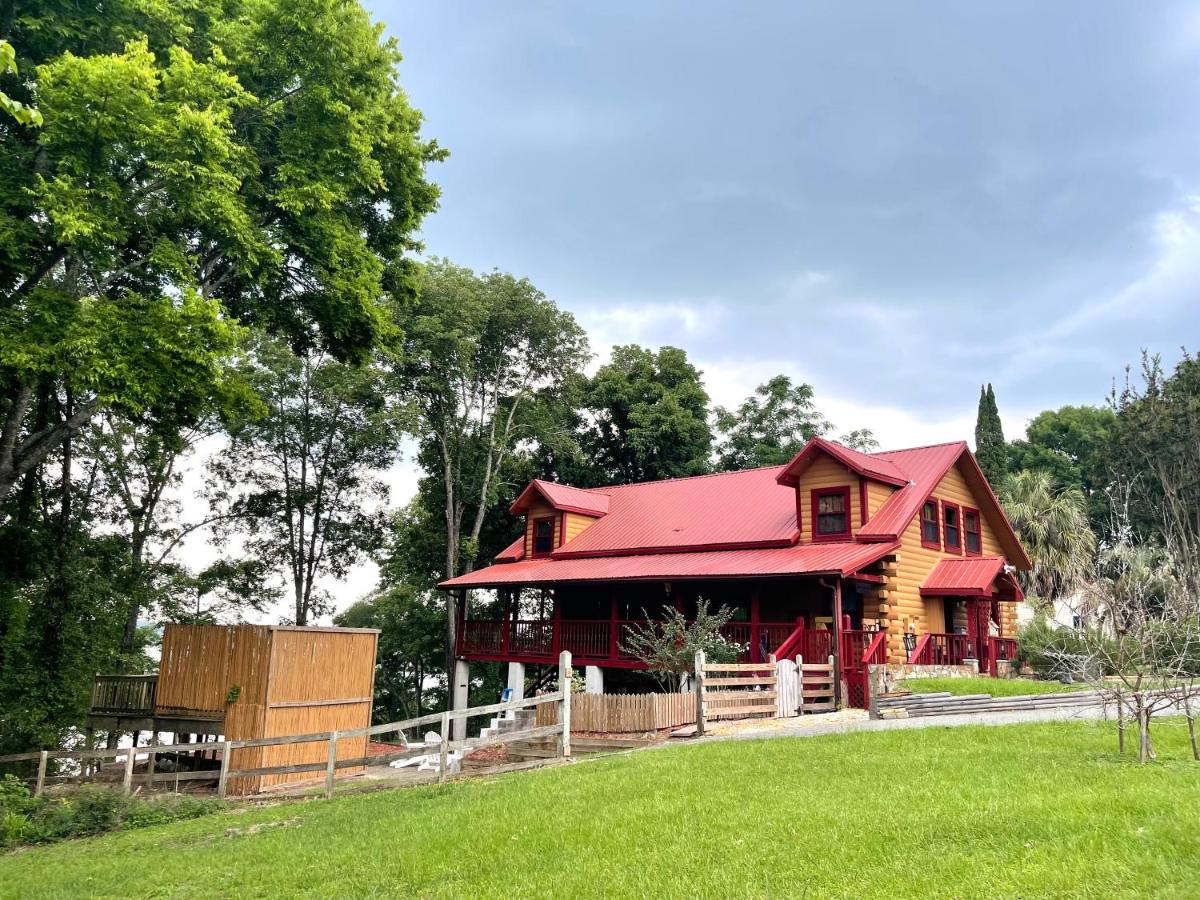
[799,656,836,714]
[694,653,778,734]
[0,653,577,800]
[536,691,695,732]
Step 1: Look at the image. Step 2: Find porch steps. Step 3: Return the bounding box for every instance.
[874,690,1103,718]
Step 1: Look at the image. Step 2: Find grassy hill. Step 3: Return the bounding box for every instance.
[2,721,1198,898]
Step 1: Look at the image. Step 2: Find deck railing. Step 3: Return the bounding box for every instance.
[90,675,158,716]
[988,636,1018,676]
[458,618,805,664]
[909,632,975,666]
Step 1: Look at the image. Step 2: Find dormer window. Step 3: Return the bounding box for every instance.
[943,502,961,554]
[532,517,555,556]
[921,501,941,549]
[812,487,851,540]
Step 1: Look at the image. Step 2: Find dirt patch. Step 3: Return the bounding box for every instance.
[225,817,303,838]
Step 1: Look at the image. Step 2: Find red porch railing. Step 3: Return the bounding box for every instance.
[988,636,1017,676]
[908,632,974,666]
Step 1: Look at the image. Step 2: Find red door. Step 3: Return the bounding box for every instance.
[966,600,994,674]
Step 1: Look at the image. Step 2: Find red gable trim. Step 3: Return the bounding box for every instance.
[776,437,909,488]
[509,479,610,517]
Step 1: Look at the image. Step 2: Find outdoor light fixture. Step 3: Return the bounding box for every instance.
[903,632,917,654]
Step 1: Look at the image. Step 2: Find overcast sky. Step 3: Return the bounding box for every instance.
[186,3,1200,620]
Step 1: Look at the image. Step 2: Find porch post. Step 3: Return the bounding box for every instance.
[551,589,562,657]
[750,589,762,663]
[500,589,511,656]
[832,577,844,708]
[609,591,619,662]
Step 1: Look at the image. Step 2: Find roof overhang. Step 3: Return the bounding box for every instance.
[776,437,909,488]
[920,556,1025,602]
[440,541,900,590]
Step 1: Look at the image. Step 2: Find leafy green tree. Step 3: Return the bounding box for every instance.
[0,40,42,126]
[335,583,445,723]
[974,383,1006,484]
[712,375,877,470]
[1,0,442,508]
[1105,352,1200,607]
[207,334,402,625]
[1007,405,1115,529]
[394,260,588,675]
[580,345,712,484]
[713,376,830,470]
[999,470,1095,604]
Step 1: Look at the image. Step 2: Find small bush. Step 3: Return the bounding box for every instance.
[1015,615,1115,678]
[0,775,224,850]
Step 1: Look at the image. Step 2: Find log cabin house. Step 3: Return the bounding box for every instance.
[88,623,378,792]
[440,437,1030,709]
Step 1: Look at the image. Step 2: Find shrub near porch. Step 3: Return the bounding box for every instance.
[2,721,1198,898]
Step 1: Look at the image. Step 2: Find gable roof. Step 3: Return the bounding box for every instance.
[921,556,1024,601]
[776,437,908,487]
[509,479,610,517]
[442,540,899,588]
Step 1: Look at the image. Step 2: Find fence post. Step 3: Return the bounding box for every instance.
[325,730,338,799]
[695,650,706,736]
[34,750,48,797]
[796,655,804,716]
[438,712,450,783]
[218,740,232,799]
[558,650,572,758]
[122,746,135,794]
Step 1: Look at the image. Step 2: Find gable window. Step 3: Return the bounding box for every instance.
[921,501,941,549]
[943,502,961,554]
[963,507,982,555]
[532,517,555,556]
[812,487,851,540]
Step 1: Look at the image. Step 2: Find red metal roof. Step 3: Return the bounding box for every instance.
[493,535,525,562]
[552,466,798,557]
[776,437,908,487]
[920,556,1024,600]
[441,541,899,588]
[509,479,610,517]
[854,442,966,540]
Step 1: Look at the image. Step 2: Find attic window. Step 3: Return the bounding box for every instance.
[964,507,982,555]
[943,502,961,554]
[532,517,555,556]
[921,501,941,549]
[812,487,851,540]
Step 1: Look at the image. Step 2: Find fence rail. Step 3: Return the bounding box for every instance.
[1,653,577,800]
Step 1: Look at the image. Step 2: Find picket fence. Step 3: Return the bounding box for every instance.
[536,691,696,732]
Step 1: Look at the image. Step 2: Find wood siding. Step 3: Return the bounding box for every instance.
[865,481,895,520]
[794,456,861,543]
[562,511,598,545]
[155,624,377,794]
[523,503,561,557]
[879,462,1014,663]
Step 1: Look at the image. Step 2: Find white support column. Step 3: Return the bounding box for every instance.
[584,665,604,694]
[451,659,470,742]
[505,662,526,718]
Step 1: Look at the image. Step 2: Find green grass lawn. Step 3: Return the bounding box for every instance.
[3,721,1199,899]
[903,676,1091,697]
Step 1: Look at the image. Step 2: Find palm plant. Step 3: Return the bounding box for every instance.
[1000,470,1097,604]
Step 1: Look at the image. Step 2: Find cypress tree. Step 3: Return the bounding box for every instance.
[974,383,1007,484]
